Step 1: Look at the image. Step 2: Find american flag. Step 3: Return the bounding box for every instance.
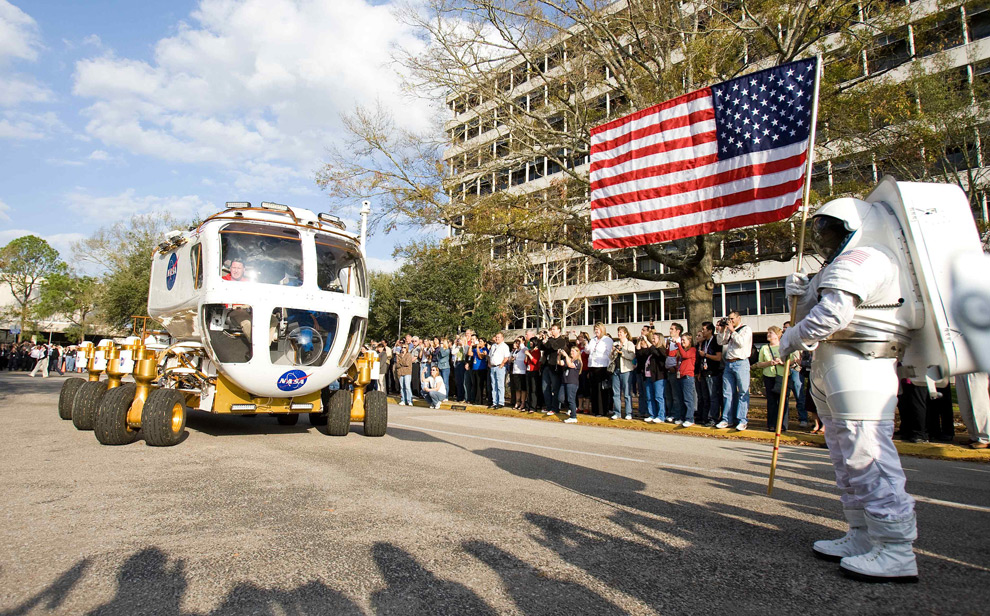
[590,58,819,250]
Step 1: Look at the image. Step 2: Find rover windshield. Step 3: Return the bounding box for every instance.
[220,223,303,286]
[316,233,367,297]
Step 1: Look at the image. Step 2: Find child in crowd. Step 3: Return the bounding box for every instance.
[557,345,582,423]
[676,333,697,427]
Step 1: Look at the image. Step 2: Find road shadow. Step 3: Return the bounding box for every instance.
[0,559,89,616]
[184,410,314,437]
[461,540,625,616]
[0,548,363,616]
[369,542,496,615]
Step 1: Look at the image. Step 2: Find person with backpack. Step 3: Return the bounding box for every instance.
[715,310,753,431]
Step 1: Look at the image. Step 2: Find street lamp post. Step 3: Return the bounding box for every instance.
[398,299,410,339]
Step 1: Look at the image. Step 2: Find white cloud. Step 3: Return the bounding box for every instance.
[0,197,10,222]
[366,256,402,273]
[64,188,217,221]
[0,1,41,63]
[0,2,56,122]
[0,110,62,139]
[88,149,109,160]
[71,0,432,183]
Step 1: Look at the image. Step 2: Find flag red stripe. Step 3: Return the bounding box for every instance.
[590,108,715,155]
[591,151,807,211]
[592,177,805,231]
[590,131,718,173]
[591,199,802,249]
[591,87,712,137]
[590,153,720,192]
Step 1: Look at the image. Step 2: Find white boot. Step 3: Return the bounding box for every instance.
[840,512,918,583]
[813,509,871,562]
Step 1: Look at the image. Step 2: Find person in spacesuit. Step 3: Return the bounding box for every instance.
[779,196,919,583]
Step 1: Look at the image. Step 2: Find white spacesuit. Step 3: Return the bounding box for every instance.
[780,196,920,583]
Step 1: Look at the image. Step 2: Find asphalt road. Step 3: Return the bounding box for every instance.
[1,371,988,616]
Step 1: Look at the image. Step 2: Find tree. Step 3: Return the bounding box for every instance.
[318,0,921,333]
[367,240,515,340]
[35,273,101,342]
[0,236,66,341]
[72,213,183,332]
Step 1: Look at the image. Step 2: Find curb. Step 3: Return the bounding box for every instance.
[389,396,990,463]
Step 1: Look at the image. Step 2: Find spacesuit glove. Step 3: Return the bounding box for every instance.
[785,272,810,298]
[779,325,817,356]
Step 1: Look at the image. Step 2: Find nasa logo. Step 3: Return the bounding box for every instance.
[166,253,178,290]
[277,369,310,392]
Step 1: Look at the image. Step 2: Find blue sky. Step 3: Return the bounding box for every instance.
[0,0,434,272]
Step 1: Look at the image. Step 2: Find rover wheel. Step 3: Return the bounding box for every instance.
[94,384,139,446]
[142,389,187,447]
[325,389,351,436]
[58,378,85,420]
[276,413,299,426]
[72,381,107,431]
[363,390,388,437]
[308,412,328,426]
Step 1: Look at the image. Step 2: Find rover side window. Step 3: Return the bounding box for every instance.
[220,223,303,286]
[315,234,368,297]
[191,243,203,289]
[269,308,338,366]
[203,303,253,363]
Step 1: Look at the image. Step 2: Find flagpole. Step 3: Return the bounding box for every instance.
[768,54,822,496]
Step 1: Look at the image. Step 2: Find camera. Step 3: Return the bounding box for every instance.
[717,318,729,327]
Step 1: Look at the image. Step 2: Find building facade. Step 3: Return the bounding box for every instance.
[441,0,990,336]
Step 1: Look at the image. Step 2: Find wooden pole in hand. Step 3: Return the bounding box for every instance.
[768,55,822,496]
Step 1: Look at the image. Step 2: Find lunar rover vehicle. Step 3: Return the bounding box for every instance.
[57,200,384,446]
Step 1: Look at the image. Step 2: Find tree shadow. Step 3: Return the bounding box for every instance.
[0,548,363,616]
[461,540,625,616]
[369,542,496,615]
[0,559,89,616]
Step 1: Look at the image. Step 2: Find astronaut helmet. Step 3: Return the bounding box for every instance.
[808,197,873,263]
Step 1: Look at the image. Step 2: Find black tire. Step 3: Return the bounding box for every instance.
[142,389,187,447]
[94,384,139,446]
[309,412,328,426]
[58,378,85,420]
[363,390,388,437]
[72,381,107,431]
[325,389,352,436]
[276,413,299,426]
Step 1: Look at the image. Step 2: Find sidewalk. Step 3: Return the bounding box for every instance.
[389,396,990,463]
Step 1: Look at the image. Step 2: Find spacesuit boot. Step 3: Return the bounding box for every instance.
[839,512,918,583]
[812,508,870,562]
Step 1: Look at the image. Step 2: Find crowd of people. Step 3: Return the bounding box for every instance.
[0,342,87,376]
[373,313,820,431]
[371,312,989,448]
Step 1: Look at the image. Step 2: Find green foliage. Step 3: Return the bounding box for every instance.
[36,273,101,340]
[0,235,66,340]
[367,241,513,341]
[73,213,182,331]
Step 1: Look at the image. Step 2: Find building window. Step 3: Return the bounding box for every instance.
[723,281,758,316]
[611,294,633,323]
[914,9,964,57]
[637,292,661,322]
[867,27,911,74]
[712,286,724,318]
[663,288,685,321]
[588,296,608,325]
[565,300,587,326]
[760,278,788,315]
[635,250,662,275]
[969,1,990,41]
[566,259,583,286]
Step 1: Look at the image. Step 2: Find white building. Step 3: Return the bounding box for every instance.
[441,0,990,337]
